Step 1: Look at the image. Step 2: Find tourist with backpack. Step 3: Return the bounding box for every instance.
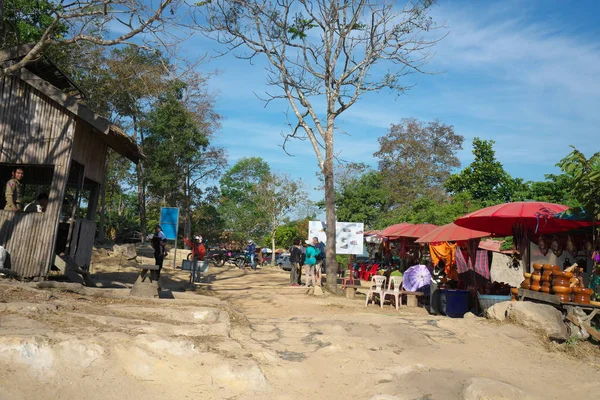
[303,239,320,287]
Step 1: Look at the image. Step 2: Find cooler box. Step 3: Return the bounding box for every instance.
[443,289,469,318]
[182,260,209,273]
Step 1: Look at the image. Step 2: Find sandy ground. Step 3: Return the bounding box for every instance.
[1,246,599,400]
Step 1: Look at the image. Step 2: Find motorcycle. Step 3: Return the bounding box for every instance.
[230,251,255,269]
[187,247,230,267]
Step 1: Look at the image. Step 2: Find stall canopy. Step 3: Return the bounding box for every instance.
[415,223,490,243]
[387,223,438,239]
[454,201,592,236]
[380,223,411,238]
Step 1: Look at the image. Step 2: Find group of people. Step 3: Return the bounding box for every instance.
[289,237,325,287]
[4,167,49,212]
[151,224,207,282]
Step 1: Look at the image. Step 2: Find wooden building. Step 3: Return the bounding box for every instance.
[0,45,142,279]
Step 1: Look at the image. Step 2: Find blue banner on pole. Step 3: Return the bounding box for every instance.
[160,207,179,240]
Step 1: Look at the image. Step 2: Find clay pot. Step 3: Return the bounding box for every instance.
[573,294,591,305]
[552,277,570,287]
[551,265,561,272]
[521,279,531,289]
[530,283,541,292]
[573,287,593,295]
[552,286,572,294]
[531,274,542,282]
[542,270,553,278]
[540,286,551,294]
[533,263,543,271]
[542,263,553,270]
[562,271,574,279]
[556,293,571,303]
[523,272,532,279]
[510,288,519,295]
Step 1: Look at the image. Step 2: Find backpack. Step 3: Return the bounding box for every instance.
[315,249,323,262]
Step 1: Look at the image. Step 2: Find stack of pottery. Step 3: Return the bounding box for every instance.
[552,270,573,303]
[530,263,543,291]
[573,287,593,305]
[540,264,555,294]
[521,272,532,290]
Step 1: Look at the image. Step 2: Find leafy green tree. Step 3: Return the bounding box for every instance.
[335,169,390,229]
[1,0,67,47]
[256,173,308,264]
[144,80,225,242]
[445,137,523,204]
[375,118,464,206]
[514,173,577,206]
[558,146,600,242]
[219,158,272,242]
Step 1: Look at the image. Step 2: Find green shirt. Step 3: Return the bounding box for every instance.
[390,270,403,277]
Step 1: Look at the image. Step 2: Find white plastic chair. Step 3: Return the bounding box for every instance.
[382,276,404,310]
[365,275,387,307]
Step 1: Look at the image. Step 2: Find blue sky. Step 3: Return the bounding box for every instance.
[184,0,600,202]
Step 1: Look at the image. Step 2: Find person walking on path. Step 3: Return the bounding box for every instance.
[4,167,24,211]
[303,239,320,287]
[247,240,257,270]
[151,225,167,280]
[289,238,303,286]
[312,237,325,287]
[181,235,206,283]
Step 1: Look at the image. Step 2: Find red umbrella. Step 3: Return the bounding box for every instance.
[454,201,592,236]
[380,223,411,238]
[415,222,490,243]
[389,223,439,239]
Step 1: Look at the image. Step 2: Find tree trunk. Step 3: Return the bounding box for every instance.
[133,114,147,241]
[323,130,337,293]
[271,230,276,266]
[184,172,191,247]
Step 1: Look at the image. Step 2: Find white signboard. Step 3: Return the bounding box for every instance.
[308,221,364,255]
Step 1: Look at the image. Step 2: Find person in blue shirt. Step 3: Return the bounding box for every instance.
[246,240,257,270]
[304,239,320,287]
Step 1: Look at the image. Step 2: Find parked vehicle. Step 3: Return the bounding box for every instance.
[277,255,293,271]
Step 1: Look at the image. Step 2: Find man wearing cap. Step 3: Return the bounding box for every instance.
[312,237,326,287]
[151,225,167,279]
[182,235,206,282]
[4,167,24,211]
[303,239,321,287]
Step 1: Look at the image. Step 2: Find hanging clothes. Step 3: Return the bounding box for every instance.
[473,250,490,279]
[455,247,470,274]
[429,242,458,275]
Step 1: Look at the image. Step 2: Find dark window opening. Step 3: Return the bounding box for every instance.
[0,163,54,211]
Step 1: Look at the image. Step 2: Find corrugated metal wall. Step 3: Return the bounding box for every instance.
[0,75,74,277]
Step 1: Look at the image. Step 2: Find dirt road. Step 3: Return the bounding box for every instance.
[0,257,599,400]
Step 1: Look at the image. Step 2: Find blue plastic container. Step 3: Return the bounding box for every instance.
[443,289,469,318]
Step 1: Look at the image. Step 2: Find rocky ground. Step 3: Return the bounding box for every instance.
[0,246,599,400]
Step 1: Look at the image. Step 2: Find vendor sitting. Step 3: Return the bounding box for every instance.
[390,265,403,277]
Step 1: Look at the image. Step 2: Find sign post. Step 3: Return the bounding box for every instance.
[160,207,180,271]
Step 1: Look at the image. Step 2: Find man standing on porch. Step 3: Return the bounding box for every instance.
[4,167,24,211]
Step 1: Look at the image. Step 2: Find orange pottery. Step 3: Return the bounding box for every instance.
[521,280,531,289]
[531,274,542,282]
[532,263,543,271]
[556,293,571,303]
[573,294,591,305]
[530,283,541,292]
[573,287,593,295]
[543,263,553,270]
[552,286,572,294]
[523,272,532,279]
[540,286,551,294]
[552,277,570,287]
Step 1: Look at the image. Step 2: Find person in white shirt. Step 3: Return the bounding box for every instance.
[24,193,48,213]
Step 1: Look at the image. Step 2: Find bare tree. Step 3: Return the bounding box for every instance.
[200,0,442,291]
[1,0,192,78]
[254,173,308,265]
